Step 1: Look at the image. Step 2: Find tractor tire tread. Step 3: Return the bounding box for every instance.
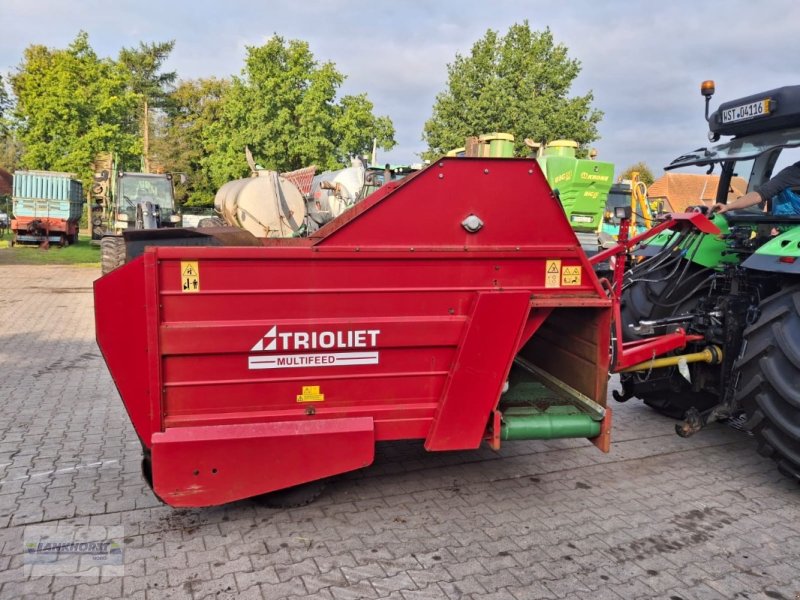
[100,236,126,275]
[734,285,800,483]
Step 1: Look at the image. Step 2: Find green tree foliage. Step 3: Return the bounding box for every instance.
[620,161,655,186]
[118,41,176,172]
[423,22,602,159]
[203,36,395,191]
[10,32,139,184]
[154,78,229,206]
[0,74,11,136]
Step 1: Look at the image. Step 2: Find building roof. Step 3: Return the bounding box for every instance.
[647,173,747,212]
[0,168,11,197]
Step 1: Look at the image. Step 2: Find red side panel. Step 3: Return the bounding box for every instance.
[151,417,374,507]
[94,256,155,445]
[425,292,532,451]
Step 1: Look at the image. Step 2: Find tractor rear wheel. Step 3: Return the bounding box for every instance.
[100,236,126,275]
[734,285,800,482]
[197,217,226,228]
[620,260,718,418]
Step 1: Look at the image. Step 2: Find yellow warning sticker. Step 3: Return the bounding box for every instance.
[545,259,561,288]
[180,261,200,293]
[561,265,582,286]
[297,385,325,403]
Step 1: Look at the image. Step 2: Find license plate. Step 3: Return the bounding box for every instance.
[721,99,770,124]
[571,214,593,223]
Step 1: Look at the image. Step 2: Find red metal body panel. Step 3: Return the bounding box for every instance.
[152,418,374,507]
[94,158,614,507]
[426,291,532,451]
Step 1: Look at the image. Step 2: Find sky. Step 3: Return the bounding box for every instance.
[2,0,800,178]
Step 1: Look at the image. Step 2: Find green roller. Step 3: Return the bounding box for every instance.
[500,408,601,441]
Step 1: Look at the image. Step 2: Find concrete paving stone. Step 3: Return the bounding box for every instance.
[71,577,124,600]
[260,578,308,598]
[327,581,381,600]
[299,569,348,595]
[189,572,239,600]
[437,574,487,598]
[275,557,322,582]
[400,583,448,600]
[340,562,387,584]
[369,571,418,595]
[166,563,212,588]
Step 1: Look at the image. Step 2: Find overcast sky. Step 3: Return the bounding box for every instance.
[2,0,799,177]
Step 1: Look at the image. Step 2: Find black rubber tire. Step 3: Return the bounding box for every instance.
[100,236,126,275]
[256,479,328,508]
[734,285,800,482]
[620,260,717,418]
[197,217,226,228]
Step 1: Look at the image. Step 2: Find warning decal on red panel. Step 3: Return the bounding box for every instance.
[545,259,561,288]
[561,266,581,286]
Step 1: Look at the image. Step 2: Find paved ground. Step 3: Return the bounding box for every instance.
[0,263,799,600]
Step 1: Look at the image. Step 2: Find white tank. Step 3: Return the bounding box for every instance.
[214,170,306,238]
[307,161,366,228]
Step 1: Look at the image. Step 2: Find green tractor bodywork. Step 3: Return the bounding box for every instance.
[640,213,736,269]
[742,225,800,273]
[618,83,800,482]
[536,140,614,235]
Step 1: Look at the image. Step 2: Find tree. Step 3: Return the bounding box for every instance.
[620,161,655,186]
[118,41,176,172]
[0,74,11,137]
[0,74,20,172]
[203,36,395,190]
[10,32,140,184]
[423,22,602,159]
[154,78,230,206]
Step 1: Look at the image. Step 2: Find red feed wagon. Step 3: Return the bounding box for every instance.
[94,158,615,507]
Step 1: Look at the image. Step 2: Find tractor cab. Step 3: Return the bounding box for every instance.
[667,84,800,216]
[114,172,181,231]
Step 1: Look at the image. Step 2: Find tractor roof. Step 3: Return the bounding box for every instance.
[709,85,800,138]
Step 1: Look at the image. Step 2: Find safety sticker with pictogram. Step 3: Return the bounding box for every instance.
[545,259,561,288]
[181,261,200,293]
[561,265,581,286]
[297,385,325,403]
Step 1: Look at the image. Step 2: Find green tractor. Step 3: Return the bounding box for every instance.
[617,82,800,481]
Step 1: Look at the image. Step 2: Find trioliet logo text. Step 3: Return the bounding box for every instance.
[248,326,381,370]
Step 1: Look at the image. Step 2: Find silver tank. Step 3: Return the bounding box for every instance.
[214,170,306,238]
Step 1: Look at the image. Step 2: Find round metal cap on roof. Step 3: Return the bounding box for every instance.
[478,133,515,141]
[547,140,580,148]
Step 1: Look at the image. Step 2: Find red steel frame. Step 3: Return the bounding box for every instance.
[11,216,78,245]
[96,158,618,507]
[588,212,720,371]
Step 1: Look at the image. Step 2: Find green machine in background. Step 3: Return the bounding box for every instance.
[534,140,614,252]
[448,135,615,253]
